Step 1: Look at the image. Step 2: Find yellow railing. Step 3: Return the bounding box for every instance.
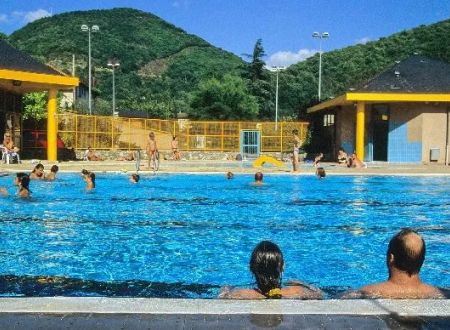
[56,113,309,152]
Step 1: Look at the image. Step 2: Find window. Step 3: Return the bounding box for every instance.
[323,114,335,126]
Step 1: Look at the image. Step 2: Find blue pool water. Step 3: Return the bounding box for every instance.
[0,173,449,298]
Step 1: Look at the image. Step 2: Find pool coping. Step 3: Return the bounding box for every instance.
[0,298,448,316]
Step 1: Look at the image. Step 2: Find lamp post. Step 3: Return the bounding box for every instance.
[312,31,329,102]
[81,24,99,115]
[107,59,120,116]
[270,66,286,131]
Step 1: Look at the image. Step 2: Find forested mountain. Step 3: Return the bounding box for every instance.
[7,8,450,119]
[8,8,245,117]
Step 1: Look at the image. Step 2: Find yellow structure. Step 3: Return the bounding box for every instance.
[55,114,309,153]
[253,155,284,168]
[308,55,450,164]
[0,40,79,161]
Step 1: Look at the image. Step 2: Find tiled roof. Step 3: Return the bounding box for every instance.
[355,55,450,93]
[0,39,62,76]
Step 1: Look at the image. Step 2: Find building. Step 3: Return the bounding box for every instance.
[0,39,79,160]
[308,55,450,164]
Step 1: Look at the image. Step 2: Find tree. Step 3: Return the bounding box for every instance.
[245,38,267,81]
[190,75,258,120]
[23,92,48,121]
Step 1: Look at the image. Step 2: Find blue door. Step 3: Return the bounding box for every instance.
[240,130,261,159]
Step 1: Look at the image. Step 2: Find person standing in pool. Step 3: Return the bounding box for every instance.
[84,172,95,191]
[45,165,59,181]
[253,172,264,185]
[219,241,323,299]
[30,163,45,180]
[292,129,301,172]
[345,229,445,299]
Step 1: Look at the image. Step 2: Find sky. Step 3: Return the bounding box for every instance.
[1,0,450,67]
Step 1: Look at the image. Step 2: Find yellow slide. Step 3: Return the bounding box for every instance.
[253,155,284,168]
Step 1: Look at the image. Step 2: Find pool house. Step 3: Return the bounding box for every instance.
[308,55,450,165]
[0,39,79,161]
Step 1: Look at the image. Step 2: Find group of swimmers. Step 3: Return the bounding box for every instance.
[220,228,446,299]
[0,163,59,198]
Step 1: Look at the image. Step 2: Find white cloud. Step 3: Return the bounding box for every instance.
[356,37,371,45]
[267,49,317,68]
[23,9,52,23]
[8,9,51,24]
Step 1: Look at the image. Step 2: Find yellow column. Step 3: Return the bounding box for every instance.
[47,89,58,161]
[355,101,365,161]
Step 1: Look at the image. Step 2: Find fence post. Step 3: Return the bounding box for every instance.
[75,114,78,150]
[280,122,283,155]
[221,122,224,152]
[128,118,131,150]
[186,121,190,151]
[93,115,97,149]
[111,116,114,150]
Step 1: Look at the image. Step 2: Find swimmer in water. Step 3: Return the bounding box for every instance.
[45,165,59,181]
[343,228,445,299]
[14,172,27,186]
[30,163,45,180]
[219,241,323,299]
[253,172,264,185]
[130,174,140,183]
[17,174,30,198]
[226,171,234,179]
[85,172,95,190]
[316,167,326,178]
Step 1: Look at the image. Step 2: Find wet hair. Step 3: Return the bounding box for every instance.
[33,163,44,172]
[88,172,96,187]
[387,228,425,276]
[226,171,234,179]
[250,241,284,296]
[316,167,326,178]
[20,175,30,190]
[131,174,140,182]
[292,129,298,135]
[50,165,59,173]
[149,132,155,138]
[16,172,27,180]
[81,169,90,176]
[255,172,263,182]
[173,135,177,140]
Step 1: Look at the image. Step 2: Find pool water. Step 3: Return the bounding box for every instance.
[0,173,449,298]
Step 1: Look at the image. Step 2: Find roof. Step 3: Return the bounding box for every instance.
[355,55,450,93]
[308,55,450,113]
[0,39,62,76]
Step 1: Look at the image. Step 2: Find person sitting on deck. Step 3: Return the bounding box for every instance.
[347,153,366,168]
[219,241,323,299]
[344,228,445,299]
[84,146,103,161]
[337,147,348,166]
[1,131,20,163]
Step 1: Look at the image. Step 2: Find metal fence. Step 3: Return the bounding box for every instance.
[56,113,309,152]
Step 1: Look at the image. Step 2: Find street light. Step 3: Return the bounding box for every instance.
[81,24,99,115]
[312,31,329,102]
[269,66,286,131]
[107,59,120,116]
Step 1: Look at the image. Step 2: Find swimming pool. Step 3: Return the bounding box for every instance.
[0,173,448,298]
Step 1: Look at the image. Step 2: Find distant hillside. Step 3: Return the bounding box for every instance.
[8,9,450,119]
[280,18,450,116]
[9,8,245,116]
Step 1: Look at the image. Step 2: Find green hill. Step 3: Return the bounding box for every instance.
[7,8,450,120]
[8,8,245,117]
[280,19,450,116]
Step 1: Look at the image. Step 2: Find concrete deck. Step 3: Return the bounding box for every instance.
[0,298,448,329]
[1,159,450,175]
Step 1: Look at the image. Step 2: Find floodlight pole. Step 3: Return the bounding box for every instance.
[81,24,99,115]
[271,66,285,131]
[107,59,120,116]
[313,32,329,102]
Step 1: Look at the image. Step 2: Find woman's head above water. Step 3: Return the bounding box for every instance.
[250,241,284,297]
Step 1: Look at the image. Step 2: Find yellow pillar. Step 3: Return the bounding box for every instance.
[47,89,58,161]
[355,101,365,161]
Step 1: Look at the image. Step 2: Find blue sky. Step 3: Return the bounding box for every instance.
[1,0,449,67]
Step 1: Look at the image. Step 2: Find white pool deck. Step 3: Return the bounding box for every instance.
[0,297,448,316]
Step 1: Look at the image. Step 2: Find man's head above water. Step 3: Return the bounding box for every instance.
[387,228,425,277]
